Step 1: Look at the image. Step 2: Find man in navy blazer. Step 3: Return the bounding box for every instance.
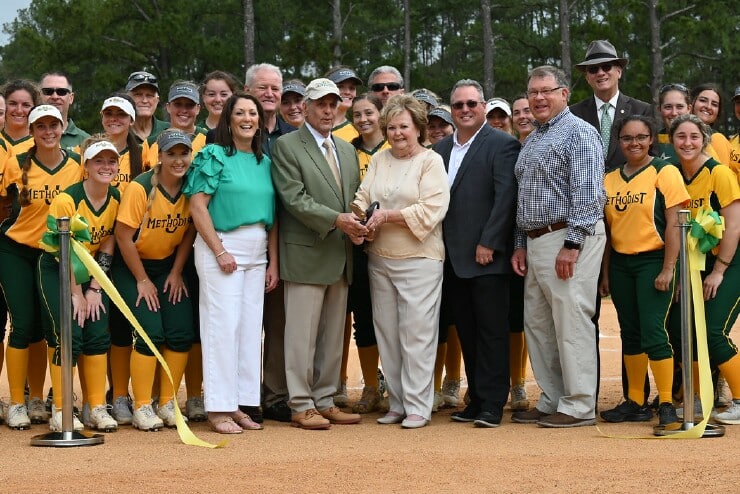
[569,40,654,172]
[433,79,520,428]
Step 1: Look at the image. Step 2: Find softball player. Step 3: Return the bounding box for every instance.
[113,129,196,431]
[0,105,83,429]
[38,137,121,432]
[599,115,690,426]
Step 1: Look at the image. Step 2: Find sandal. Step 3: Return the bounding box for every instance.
[208,414,243,434]
[232,411,263,430]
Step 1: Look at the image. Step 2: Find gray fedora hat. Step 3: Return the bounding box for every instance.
[575,40,628,71]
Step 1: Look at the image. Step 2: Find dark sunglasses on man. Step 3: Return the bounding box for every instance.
[41,87,71,96]
[587,64,613,74]
[370,82,402,92]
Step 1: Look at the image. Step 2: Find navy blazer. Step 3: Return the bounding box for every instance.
[570,93,654,171]
[434,125,520,279]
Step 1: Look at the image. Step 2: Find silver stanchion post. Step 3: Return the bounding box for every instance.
[654,210,724,437]
[31,217,104,447]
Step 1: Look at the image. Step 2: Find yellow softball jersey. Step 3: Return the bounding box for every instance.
[682,158,740,217]
[604,158,690,254]
[142,128,208,170]
[1,151,83,247]
[1,130,34,155]
[729,133,739,181]
[333,120,360,144]
[356,140,390,181]
[48,182,121,256]
[116,169,192,260]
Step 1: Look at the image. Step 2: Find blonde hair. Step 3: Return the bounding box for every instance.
[380,94,428,144]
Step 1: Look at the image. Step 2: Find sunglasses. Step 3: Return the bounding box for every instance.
[370,82,402,92]
[451,100,482,110]
[129,73,158,84]
[41,87,71,96]
[586,64,613,74]
[659,83,689,95]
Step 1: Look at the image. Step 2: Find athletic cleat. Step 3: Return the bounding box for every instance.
[600,399,653,423]
[28,397,51,424]
[156,399,185,428]
[715,376,730,408]
[81,403,91,426]
[0,400,6,425]
[333,382,349,408]
[186,396,207,422]
[441,377,461,407]
[352,386,381,414]
[713,400,740,425]
[6,403,31,430]
[432,391,443,413]
[133,404,164,431]
[111,395,133,425]
[657,402,679,425]
[676,396,704,421]
[88,405,118,432]
[510,384,528,411]
[49,405,84,432]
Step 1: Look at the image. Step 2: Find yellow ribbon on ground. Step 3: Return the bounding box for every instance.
[46,214,226,448]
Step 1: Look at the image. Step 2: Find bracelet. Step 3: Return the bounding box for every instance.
[87,287,102,294]
[716,256,731,267]
[137,278,150,284]
[216,250,227,258]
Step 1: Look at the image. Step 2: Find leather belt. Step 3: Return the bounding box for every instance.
[527,221,567,239]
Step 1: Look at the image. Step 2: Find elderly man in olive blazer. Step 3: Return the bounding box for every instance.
[271,78,367,430]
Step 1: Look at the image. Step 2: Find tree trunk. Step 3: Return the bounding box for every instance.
[243,0,255,70]
[403,0,411,89]
[332,0,342,66]
[559,0,571,86]
[481,0,494,97]
[648,0,662,107]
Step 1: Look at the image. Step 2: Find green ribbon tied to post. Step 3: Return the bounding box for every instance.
[39,213,92,284]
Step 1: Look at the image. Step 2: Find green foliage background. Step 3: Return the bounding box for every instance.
[0,0,737,134]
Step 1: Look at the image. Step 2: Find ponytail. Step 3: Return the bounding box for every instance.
[18,145,38,206]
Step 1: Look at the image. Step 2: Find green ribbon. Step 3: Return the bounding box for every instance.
[39,214,93,284]
[688,208,723,254]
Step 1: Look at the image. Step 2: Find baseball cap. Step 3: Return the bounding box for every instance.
[101,96,136,120]
[157,129,193,152]
[412,89,438,108]
[326,67,363,86]
[29,104,64,125]
[485,98,511,117]
[282,81,307,97]
[167,82,200,104]
[304,78,342,101]
[734,86,740,101]
[83,140,120,162]
[126,71,159,92]
[428,107,453,126]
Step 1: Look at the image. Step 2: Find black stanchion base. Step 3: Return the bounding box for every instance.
[30,430,105,447]
[653,422,726,437]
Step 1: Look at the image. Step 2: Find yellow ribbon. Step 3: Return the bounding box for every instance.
[49,215,226,448]
[687,206,725,272]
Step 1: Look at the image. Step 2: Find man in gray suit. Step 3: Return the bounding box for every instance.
[434,79,520,428]
[271,78,366,430]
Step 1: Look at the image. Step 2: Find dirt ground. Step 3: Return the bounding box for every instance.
[0,298,737,493]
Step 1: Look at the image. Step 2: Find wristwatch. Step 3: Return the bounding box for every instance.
[563,240,582,251]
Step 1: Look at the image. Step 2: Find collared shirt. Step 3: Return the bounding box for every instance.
[263,116,297,157]
[594,91,619,125]
[61,118,91,152]
[305,122,341,179]
[448,123,486,187]
[514,107,606,248]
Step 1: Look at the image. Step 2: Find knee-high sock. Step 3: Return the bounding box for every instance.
[185,343,203,399]
[28,340,48,399]
[358,345,380,389]
[47,347,75,410]
[624,353,649,405]
[510,332,527,386]
[434,343,446,391]
[649,357,674,405]
[719,354,740,400]
[159,349,188,405]
[109,344,132,399]
[130,350,157,408]
[445,326,462,380]
[82,354,108,408]
[339,314,352,385]
[6,347,29,404]
[77,356,87,403]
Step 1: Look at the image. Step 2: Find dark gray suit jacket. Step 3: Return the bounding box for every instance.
[434,125,520,279]
[570,92,654,171]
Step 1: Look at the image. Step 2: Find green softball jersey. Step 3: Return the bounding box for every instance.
[604,158,689,254]
[48,181,120,257]
[1,150,83,247]
[116,169,192,260]
[184,143,274,231]
[141,127,208,169]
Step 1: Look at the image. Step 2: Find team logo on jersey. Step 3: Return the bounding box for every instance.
[113,172,130,186]
[606,190,647,212]
[688,197,705,209]
[30,184,62,205]
[146,212,192,233]
[89,224,114,245]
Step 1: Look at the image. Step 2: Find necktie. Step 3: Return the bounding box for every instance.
[600,103,612,156]
[322,138,342,191]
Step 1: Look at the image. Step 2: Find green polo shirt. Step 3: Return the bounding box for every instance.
[61,118,91,152]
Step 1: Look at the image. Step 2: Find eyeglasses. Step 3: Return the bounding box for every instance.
[370,82,402,92]
[451,100,482,110]
[41,87,71,96]
[659,83,689,95]
[618,134,651,144]
[526,87,563,98]
[587,64,613,74]
[129,72,158,84]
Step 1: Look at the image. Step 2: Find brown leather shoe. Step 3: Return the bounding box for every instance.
[319,406,361,424]
[291,408,331,430]
[536,412,596,428]
[511,407,551,424]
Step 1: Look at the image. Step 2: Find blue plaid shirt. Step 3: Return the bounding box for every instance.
[514,107,605,248]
